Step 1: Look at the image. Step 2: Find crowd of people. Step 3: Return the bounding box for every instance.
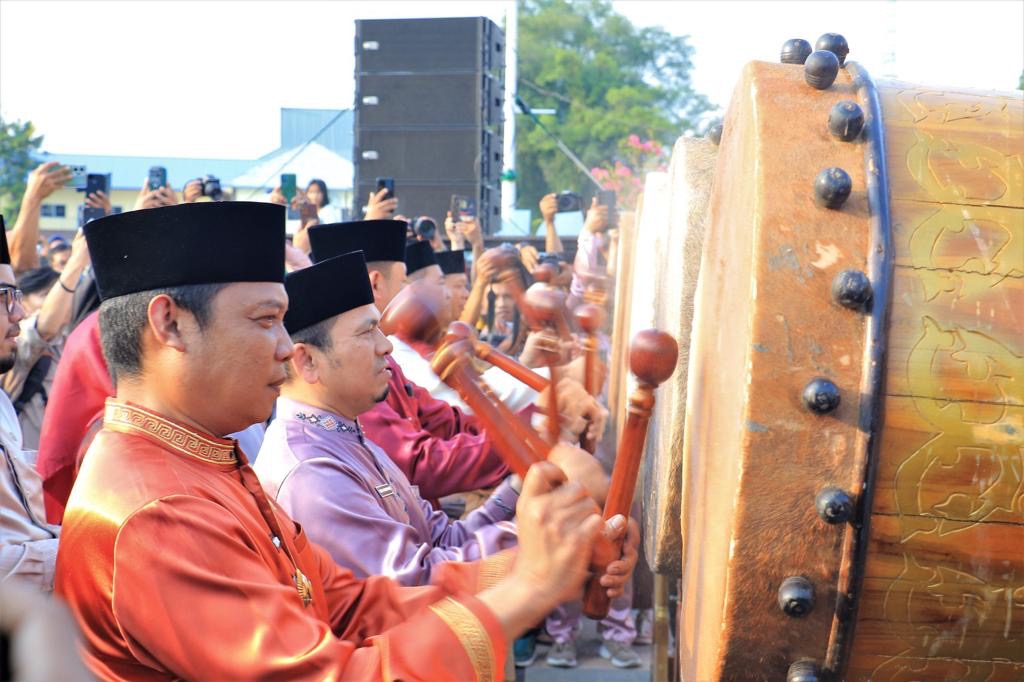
[0,159,644,680]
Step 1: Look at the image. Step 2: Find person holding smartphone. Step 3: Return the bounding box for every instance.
[6,162,72,274]
[305,178,342,223]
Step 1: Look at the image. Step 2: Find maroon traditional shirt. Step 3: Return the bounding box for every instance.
[360,356,509,500]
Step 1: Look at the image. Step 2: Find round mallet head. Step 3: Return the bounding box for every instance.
[379,285,444,345]
[628,329,679,386]
[574,303,605,335]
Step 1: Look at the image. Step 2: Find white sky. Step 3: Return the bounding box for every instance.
[1,0,1021,160]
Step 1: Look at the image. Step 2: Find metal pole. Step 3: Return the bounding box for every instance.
[652,573,671,682]
[501,0,518,231]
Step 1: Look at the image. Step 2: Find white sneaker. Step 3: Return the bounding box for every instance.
[600,640,641,668]
[546,641,578,668]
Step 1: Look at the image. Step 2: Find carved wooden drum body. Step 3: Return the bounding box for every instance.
[676,60,1023,680]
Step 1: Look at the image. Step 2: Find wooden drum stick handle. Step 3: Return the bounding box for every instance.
[581,330,678,619]
[473,341,550,392]
[432,341,547,478]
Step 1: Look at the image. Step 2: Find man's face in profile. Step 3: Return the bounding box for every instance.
[0,264,25,374]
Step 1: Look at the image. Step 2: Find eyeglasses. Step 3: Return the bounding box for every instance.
[0,286,24,315]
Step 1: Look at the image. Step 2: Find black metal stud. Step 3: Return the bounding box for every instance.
[816,33,850,67]
[787,659,821,682]
[707,123,723,145]
[781,38,813,65]
[803,377,840,415]
[832,269,872,310]
[816,486,854,524]
[828,101,865,141]
[778,576,815,617]
[804,50,840,89]
[814,167,852,209]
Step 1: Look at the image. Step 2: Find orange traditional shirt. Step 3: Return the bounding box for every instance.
[56,399,514,681]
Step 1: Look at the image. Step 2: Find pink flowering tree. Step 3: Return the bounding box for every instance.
[590,134,669,210]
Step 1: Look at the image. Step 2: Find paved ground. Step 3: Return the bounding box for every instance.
[517,619,651,682]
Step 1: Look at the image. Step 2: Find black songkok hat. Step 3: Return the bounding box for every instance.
[435,249,466,276]
[404,240,438,277]
[0,216,10,265]
[84,202,285,301]
[284,250,374,335]
[309,220,407,265]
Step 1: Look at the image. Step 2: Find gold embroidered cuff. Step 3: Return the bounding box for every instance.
[428,597,496,682]
[479,549,516,591]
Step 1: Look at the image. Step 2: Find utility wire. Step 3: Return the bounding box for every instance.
[244,108,347,199]
[515,95,602,190]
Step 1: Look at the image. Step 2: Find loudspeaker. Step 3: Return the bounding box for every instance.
[354,17,504,233]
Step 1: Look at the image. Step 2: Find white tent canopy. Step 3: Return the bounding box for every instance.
[230,141,353,192]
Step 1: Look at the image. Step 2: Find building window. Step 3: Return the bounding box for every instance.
[40,204,66,217]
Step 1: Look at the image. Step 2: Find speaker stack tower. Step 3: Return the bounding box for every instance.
[354,17,505,234]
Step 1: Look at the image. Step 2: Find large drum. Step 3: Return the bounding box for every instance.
[673,58,1022,680]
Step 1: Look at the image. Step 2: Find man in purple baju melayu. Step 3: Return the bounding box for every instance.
[255,250,525,585]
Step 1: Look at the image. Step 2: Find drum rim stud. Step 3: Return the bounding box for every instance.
[828,100,865,142]
[781,38,813,65]
[707,122,724,145]
[804,50,840,89]
[802,377,841,414]
[787,658,822,682]
[813,167,852,209]
[831,269,873,311]
[815,486,855,524]
[815,32,850,67]
[778,576,816,617]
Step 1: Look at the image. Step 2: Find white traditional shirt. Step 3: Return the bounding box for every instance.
[0,390,60,590]
[388,335,547,415]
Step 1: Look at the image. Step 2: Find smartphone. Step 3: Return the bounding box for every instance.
[598,189,617,229]
[281,173,297,202]
[376,177,395,200]
[86,173,110,196]
[58,164,87,190]
[450,194,476,221]
[148,166,167,191]
[80,205,106,227]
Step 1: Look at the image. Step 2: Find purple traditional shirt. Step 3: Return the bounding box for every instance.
[255,397,519,586]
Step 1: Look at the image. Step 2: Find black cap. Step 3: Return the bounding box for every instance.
[284,250,374,335]
[309,220,407,265]
[405,240,438,277]
[0,216,9,265]
[435,249,467,276]
[84,202,285,301]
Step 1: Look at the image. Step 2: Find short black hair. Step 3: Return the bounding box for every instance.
[290,315,335,351]
[98,283,227,382]
[17,267,60,296]
[307,179,330,207]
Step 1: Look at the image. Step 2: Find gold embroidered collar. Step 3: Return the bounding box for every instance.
[104,399,238,465]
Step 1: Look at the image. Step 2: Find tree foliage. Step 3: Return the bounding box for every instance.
[513,0,711,224]
[0,117,43,225]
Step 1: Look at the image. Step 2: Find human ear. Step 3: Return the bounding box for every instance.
[147,294,189,353]
[367,269,384,297]
[291,343,320,385]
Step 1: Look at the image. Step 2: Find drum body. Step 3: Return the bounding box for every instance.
[628,138,716,575]
[677,60,1022,680]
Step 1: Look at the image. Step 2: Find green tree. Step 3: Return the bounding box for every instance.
[0,117,43,225]
[513,0,711,226]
